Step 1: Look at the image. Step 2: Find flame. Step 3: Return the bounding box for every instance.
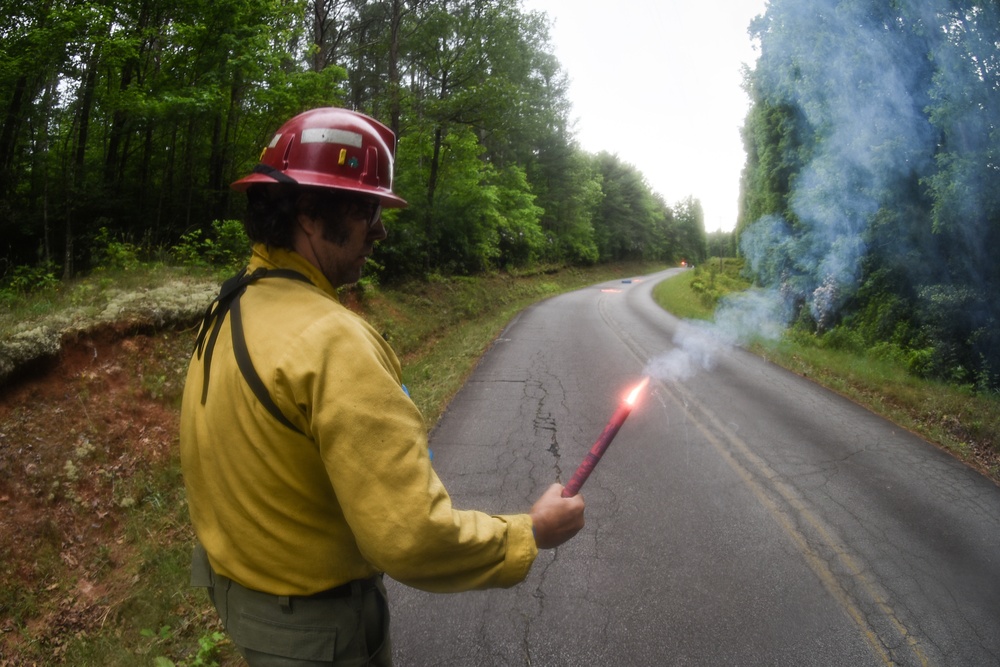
[624,376,650,406]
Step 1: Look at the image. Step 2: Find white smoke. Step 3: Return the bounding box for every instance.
[743,0,938,328]
[643,286,790,383]
[643,324,721,383]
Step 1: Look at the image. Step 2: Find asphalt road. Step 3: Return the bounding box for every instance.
[387,269,1000,666]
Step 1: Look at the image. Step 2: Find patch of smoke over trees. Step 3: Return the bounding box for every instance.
[742,0,936,329]
[719,0,1000,389]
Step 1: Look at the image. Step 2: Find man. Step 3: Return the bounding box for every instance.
[180,107,585,666]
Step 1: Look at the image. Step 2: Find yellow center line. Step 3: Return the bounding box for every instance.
[655,379,930,667]
[595,289,928,664]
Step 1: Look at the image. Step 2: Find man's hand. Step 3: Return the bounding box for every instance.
[529,483,585,549]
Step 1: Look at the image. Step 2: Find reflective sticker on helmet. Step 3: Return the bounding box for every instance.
[338,148,347,165]
[301,128,364,148]
[268,134,282,149]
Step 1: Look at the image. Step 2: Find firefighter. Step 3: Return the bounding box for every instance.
[179,107,585,666]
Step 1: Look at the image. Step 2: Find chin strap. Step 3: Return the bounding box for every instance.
[194,267,313,434]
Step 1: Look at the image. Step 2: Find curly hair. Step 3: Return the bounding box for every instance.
[243,184,300,249]
[243,185,375,249]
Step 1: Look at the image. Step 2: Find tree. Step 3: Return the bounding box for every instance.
[591,152,661,262]
[0,0,680,288]
[740,0,1000,388]
[673,196,707,264]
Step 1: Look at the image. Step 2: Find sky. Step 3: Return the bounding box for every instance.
[520,0,769,232]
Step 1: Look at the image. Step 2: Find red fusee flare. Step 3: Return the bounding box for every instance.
[562,377,650,498]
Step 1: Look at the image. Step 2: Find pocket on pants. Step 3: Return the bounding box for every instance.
[232,608,339,662]
[225,586,344,662]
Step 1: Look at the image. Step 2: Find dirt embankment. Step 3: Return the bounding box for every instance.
[0,278,221,663]
[0,276,362,663]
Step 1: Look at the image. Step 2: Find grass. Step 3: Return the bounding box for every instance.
[651,261,1000,482]
[651,269,712,320]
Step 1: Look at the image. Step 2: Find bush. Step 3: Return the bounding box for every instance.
[819,325,866,353]
[3,263,60,295]
[172,231,210,268]
[93,227,141,271]
[209,219,250,271]
[170,221,249,272]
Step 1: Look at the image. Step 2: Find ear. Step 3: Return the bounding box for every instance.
[293,190,324,239]
[296,211,323,239]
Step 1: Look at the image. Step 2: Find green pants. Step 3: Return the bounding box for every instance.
[191,544,392,666]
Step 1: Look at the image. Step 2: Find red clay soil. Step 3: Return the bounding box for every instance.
[0,323,195,663]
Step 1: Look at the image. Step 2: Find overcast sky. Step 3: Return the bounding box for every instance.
[520,0,768,232]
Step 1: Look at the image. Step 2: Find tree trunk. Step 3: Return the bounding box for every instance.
[388,0,403,137]
[38,76,57,267]
[0,76,28,194]
[428,126,442,208]
[104,60,135,186]
[422,125,444,273]
[64,52,99,279]
[184,115,196,229]
[209,112,224,220]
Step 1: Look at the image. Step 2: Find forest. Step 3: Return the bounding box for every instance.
[3,0,999,394]
[739,0,1000,391]
[0,0,707,285]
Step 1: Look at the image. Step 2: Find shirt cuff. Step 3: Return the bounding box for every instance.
[495,513,539,587]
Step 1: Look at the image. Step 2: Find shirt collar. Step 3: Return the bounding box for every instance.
[247,244,337,298]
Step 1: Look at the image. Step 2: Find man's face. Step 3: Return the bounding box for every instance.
[300,195,386,289]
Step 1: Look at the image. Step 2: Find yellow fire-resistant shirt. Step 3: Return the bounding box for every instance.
[180,244,537,596]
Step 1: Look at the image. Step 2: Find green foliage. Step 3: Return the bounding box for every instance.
[207,220,250,271]
[171,231,210,268]
[531,150,602,265]
[687,260,751,312]
[672,197,708,264]
[0,0,705,292]
[739,0,1000,391]
[93,227,141,272]
[171,220,249,271]
[493,165,546,268]
[144,626,227,667]
[589,152,696,265]
[1,263,60,297]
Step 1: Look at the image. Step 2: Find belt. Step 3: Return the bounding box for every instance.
[306,576,378,600]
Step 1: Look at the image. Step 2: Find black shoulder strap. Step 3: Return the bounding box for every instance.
[194,267,312,434]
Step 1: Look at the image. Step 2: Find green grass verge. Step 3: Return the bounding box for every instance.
[651,264,1000,482]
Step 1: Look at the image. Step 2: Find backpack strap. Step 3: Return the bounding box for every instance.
[194,267,313,434]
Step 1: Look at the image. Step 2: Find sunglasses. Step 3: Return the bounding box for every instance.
[357,198,382,229]
[365,200,382,229]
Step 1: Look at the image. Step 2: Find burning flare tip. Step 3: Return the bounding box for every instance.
[625,376,651,406]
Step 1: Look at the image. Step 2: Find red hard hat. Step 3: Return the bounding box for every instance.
[231,107,408,208]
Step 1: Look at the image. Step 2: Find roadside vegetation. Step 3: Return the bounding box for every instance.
[653,260,1000,482]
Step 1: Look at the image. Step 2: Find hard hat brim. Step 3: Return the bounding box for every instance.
[231,170,409,209]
